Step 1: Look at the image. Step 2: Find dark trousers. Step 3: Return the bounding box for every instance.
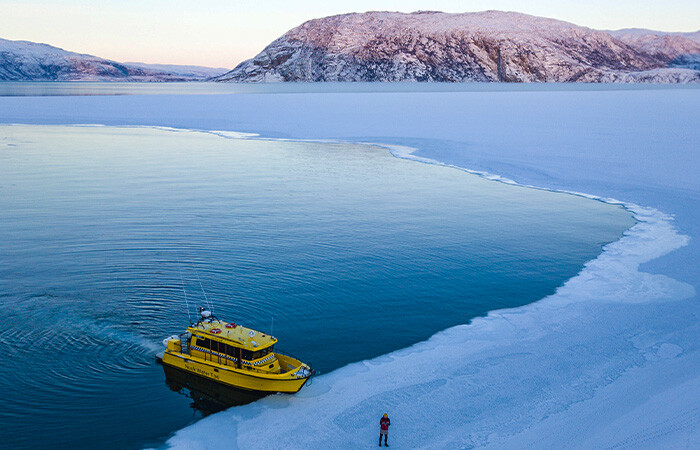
[379,432,388,445]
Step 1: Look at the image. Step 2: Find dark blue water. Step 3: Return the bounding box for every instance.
[0,125,634,448]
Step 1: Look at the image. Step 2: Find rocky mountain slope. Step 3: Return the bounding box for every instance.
[217,11,700,83]
[608,29,700,70]
[0,39,227,81]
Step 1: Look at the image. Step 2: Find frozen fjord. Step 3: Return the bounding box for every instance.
[1,85,698,448]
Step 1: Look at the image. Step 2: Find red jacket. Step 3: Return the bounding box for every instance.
[380,417,390,431]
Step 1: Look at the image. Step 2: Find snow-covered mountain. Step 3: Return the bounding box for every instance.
[0,39,227,81]
[217,11,700,83]
[122,62,228,80]
[608,28,700,45]
[607,29,700,70]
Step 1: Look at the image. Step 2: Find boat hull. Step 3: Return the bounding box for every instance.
[162,364,267,412]
[161,350,310,394]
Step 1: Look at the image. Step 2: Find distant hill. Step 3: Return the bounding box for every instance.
[607,29,700,71]
[0,39,228,81]
[122,62,229,80]
[608,28,700,44]
[216,11,700,83]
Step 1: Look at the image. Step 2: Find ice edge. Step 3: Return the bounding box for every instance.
[35,124,691,448]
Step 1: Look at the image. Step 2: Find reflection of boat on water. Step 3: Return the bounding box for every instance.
[162,363,266,414]
[158,307,313,394]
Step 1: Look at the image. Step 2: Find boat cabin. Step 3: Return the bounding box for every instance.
[186,319,282,373]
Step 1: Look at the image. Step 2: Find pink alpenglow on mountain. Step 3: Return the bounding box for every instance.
[0,38,227,81]
[217,11,700,83]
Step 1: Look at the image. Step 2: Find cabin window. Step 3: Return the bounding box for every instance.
[250,346,274,360]
[196,337,232,357]
[206,345,273,361]
[195,337,210,350]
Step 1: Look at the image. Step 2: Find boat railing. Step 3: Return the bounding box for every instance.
[273,348,302,361]
[184,340,311,376]
[178,333,190,355]
[274,348,313,375]
[192,346,281,375]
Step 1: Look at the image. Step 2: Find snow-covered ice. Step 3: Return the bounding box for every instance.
[0,85,698,448]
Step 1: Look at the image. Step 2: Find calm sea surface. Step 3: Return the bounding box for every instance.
[0,125,634,448]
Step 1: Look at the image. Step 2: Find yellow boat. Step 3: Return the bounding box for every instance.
[159,308,313,394]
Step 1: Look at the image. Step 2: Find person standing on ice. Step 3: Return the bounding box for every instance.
[379,413,390,446]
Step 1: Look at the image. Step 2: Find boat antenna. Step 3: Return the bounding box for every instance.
[193,264,214,315]
[177,260,192,325]
[271,316,274,336]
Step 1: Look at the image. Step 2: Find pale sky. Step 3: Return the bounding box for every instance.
[2,0,699,69]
